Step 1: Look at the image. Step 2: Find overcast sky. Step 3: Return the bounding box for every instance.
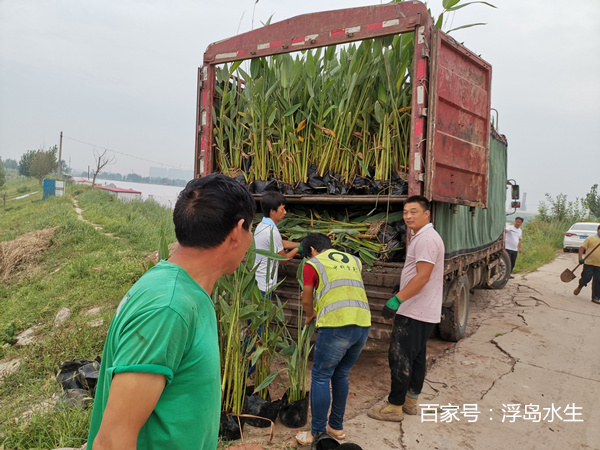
[1,0,598,211]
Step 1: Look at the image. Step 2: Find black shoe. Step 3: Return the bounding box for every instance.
[509,276,514,279]
[312,432,339,450]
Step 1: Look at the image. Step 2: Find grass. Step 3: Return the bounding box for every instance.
[513,218,572,273]
[0,177,174,448]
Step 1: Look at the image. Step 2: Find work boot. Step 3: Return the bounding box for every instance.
[403,396,418,415]
[573,286,582,296]
[367,401,404,422]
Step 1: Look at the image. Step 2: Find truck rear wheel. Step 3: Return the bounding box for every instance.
[439,274,470,342]
[490,250,511,289]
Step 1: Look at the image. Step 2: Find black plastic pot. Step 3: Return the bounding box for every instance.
[219,413,245,441]
[279,391,309,428]
[243,393,282,428]
[252,179,280,194]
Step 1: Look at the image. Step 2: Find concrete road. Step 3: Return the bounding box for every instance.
[346,252,600,449]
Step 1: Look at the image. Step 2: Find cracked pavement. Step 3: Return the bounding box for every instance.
[343,252,600,449]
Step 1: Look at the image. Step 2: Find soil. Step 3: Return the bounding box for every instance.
[235,251,600,449]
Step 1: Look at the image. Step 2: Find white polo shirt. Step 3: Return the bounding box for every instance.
[396,223,445,324]
[253,217,284,292]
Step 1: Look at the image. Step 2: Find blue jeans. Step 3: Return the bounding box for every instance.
[310,325,370,435]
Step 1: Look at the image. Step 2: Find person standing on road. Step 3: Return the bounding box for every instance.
[295,233,371,447]
[505,217,524,276]
[87,174,256,450]
[573,224,600,304]
[368,195,444,423]
[253,191,301,295]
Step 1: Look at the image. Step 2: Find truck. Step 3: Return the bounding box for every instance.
[194,1,516,343]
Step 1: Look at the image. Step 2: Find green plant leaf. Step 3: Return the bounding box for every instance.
[447,22,487,33]
[443,0,461,9]
[435,12,444,29]
[254,372,278,392]
[253,249,289,261]
[447,1,497,12]
[283,104,301,117]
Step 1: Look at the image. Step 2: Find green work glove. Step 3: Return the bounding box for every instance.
[297,245,303,253]
[579,257,584,264]
[382,295,402,319]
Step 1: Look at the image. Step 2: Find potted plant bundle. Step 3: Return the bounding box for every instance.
[213,254,261,441]
[279,317,315,428]
[279,260,315,429]
[214,243,290,439]
[242,245,289,428]
[243,295,286,428]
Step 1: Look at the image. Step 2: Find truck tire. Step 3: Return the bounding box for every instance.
[490,250,511,290]
[439,274,470,342]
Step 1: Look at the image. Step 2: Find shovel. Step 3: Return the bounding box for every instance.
[560,241,600,282]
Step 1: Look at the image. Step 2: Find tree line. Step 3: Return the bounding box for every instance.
[538,185,600,222]
[0,148,188,189]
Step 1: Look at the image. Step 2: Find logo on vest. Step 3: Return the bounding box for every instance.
[327,251,350,264]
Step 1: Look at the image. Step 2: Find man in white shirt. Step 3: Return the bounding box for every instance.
[253,192,300,295]
[505,217,523,275]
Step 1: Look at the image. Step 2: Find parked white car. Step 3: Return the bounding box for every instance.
[563,222,600,252]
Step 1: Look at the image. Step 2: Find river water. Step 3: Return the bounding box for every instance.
[96,179,184,209]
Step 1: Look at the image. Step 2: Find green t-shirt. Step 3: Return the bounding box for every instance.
[88,260,221,449]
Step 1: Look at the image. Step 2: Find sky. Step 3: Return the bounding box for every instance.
[1,0,599,211]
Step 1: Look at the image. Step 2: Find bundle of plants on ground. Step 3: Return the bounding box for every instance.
[212,245,315,441]
[213,34,414,196]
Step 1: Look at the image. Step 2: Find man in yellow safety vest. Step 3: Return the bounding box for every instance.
[295,233,371,447]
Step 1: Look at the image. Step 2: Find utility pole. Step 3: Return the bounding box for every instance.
[57,131,63,179]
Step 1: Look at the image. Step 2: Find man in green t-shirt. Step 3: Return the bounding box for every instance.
[88,174,255,450]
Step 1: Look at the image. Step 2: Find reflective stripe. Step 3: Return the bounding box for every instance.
[317,299,371,321]
[315,278,365,302]
[309,258,329,286]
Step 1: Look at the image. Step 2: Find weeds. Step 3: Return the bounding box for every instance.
[0,178,173,447]
[514,219,571,273]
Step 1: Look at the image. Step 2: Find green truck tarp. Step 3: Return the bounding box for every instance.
[434,133,507,256]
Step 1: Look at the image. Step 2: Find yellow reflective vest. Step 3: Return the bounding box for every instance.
[306,249,371,328]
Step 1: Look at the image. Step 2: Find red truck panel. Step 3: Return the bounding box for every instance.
[425,29,492,208]
[196,2,432,187]
[197,2,492,210]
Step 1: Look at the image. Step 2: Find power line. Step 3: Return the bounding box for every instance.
[63,135,183,169]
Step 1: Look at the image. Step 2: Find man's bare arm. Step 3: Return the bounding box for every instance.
[282,239,300,249]
[278,247,300,265]
[395,261,434,301]
[93,372,165,450]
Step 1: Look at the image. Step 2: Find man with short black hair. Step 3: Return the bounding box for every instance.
[254,191,300,294]
[88,174,256,450]
[296,233,370,447]
[368,195,444,423]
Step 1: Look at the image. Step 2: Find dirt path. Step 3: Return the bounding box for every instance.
[345,252,600,449]
[240,252,600,449]
[71,198,119,239]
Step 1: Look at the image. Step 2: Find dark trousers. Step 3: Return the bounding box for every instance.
[578,264,600,300]
[506,249,518,272]
[388,315,435,405]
